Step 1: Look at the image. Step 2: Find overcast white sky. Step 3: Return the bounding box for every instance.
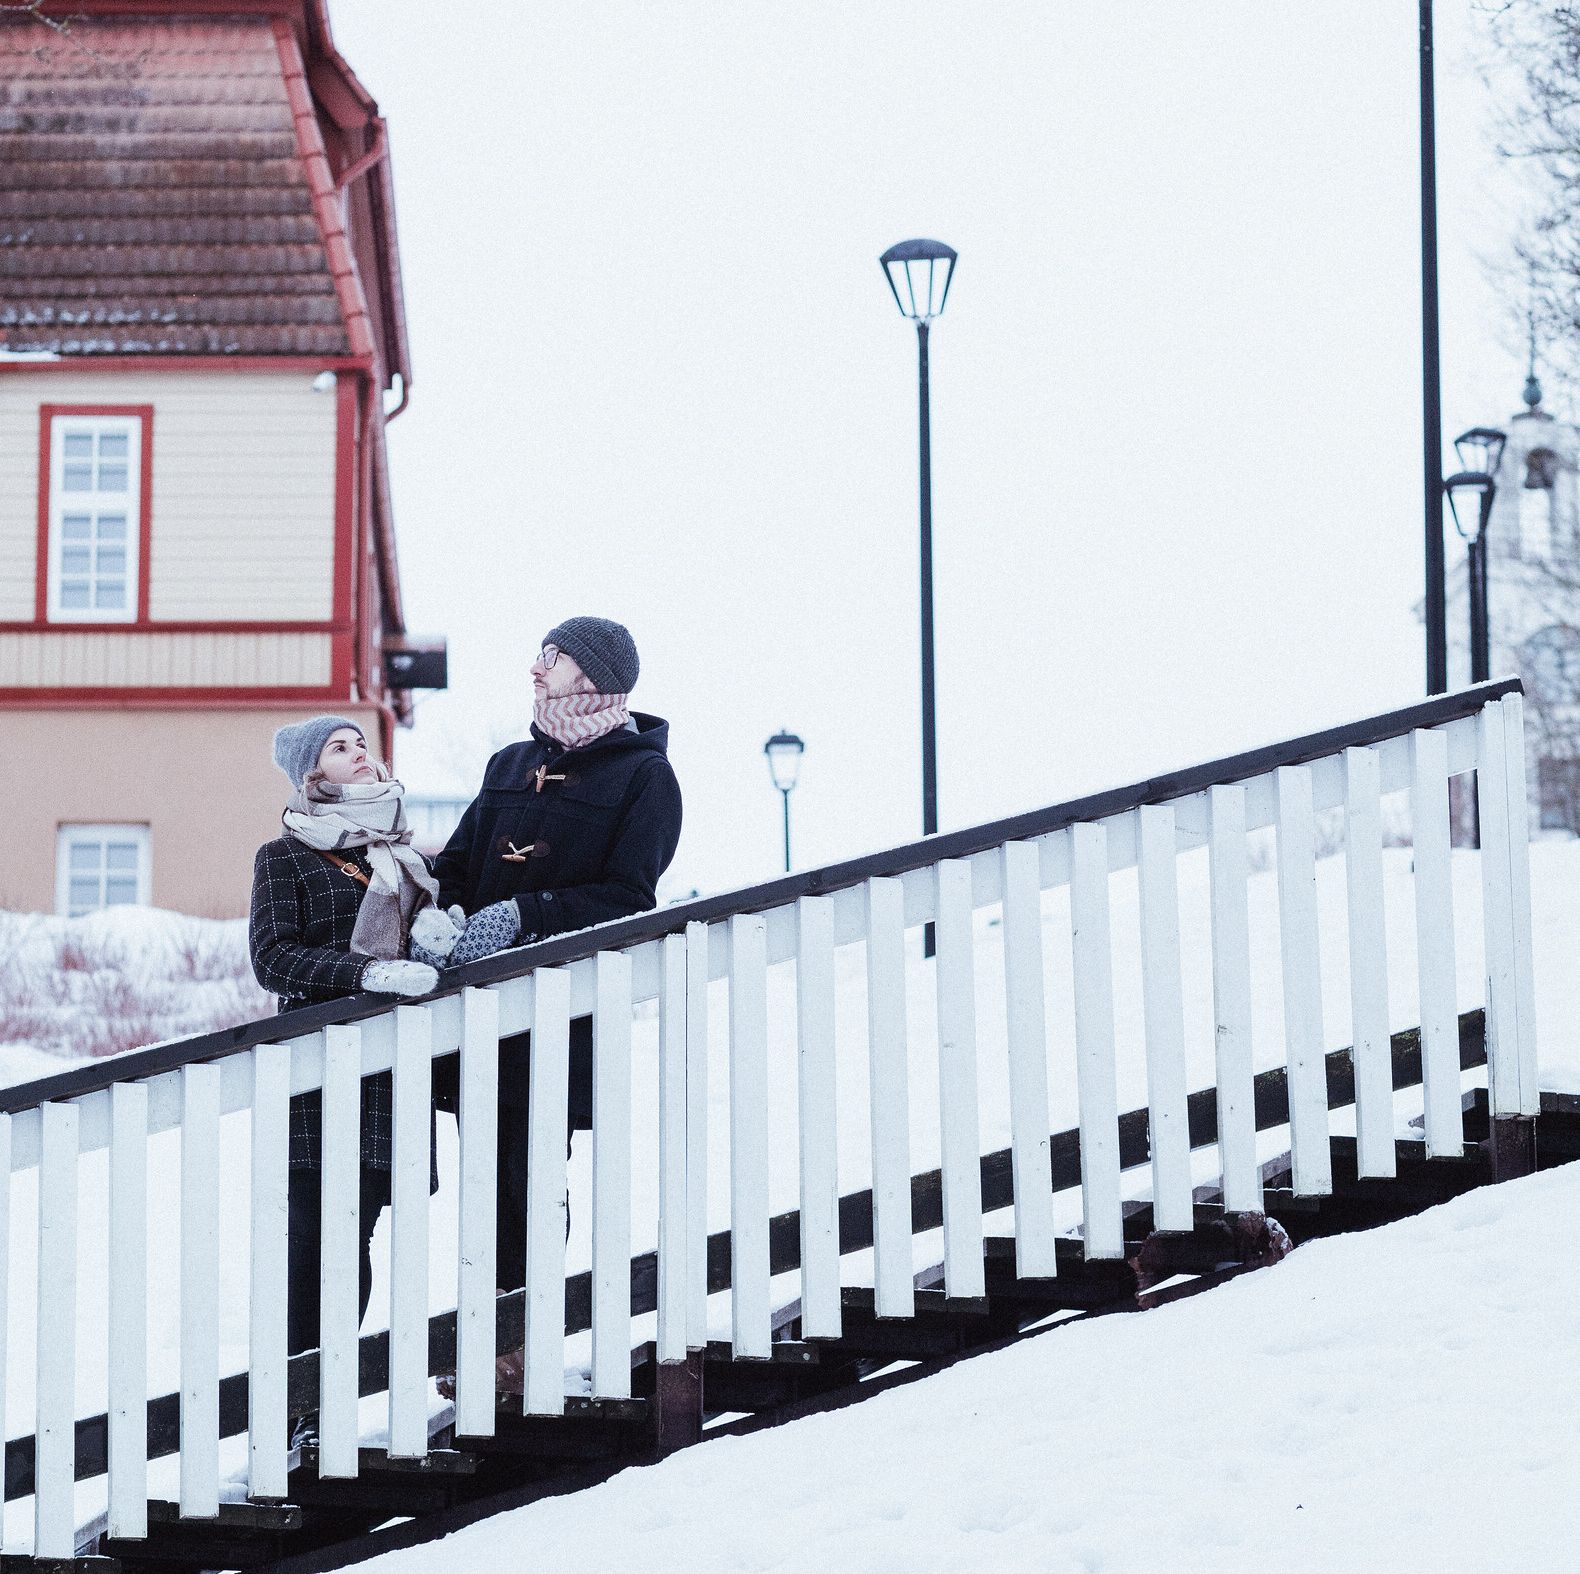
[329,0,1534,899]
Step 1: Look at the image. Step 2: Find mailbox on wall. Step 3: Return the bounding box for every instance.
[383,638,448,691]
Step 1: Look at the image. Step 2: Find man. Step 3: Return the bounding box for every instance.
[427,616,682,1305]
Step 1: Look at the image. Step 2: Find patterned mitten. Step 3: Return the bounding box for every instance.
[410,903,465,964]
[362,959,439,997]
[448,900,525,967]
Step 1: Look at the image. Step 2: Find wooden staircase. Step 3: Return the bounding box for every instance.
[0,680,1553,1573]
[51,1088,1572,1574]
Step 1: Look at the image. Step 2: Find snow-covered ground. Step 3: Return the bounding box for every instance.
[364,1160,1580,1574]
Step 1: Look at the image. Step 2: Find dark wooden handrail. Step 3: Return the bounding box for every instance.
[0,677,1519,1117]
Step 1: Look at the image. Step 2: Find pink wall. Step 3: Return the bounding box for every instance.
[0,705,388,918]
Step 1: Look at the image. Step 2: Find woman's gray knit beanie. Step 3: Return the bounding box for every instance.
[543,616,640,695]
[273,715,364,785]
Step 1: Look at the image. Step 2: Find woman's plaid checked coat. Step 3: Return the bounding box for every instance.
[250,835,422,1176]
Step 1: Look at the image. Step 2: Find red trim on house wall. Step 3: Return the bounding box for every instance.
[333,374,358,696]
[0,688,345,707]
[32,415,50,624]
[0,621,345,635]
[18,1,300,16]
[357,374,375,697]
[32,404,155,627]
[0,356,372,376]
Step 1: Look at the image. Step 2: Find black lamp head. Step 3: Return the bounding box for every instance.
[1444,471,1494,541]
[763,731,806,792]
[879,238,958,322]
[1453,426,1507,481]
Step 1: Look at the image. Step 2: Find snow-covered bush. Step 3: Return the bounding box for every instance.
[0,906,271,1063]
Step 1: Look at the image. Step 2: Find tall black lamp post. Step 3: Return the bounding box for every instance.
[764,731,805,873]
[880,237,957,955]
[1444,425,1506,686]
[1420,0,1447,695]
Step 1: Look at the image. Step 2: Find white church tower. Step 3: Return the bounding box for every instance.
[1446,363,1580,833]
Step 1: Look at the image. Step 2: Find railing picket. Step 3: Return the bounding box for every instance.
[729,912,772,1358]
[1136,805,1193,1231]
[319,1023,363,1473]
[108,1081,149,1538]
[523,968,572,1416]
[796,895,841,1337]
[1410,728,1463,1156]
[657,936,689,1363]
[34,1102,78,1560]
[456,986,500,1438]
[1479,701,1518,1120]
[1500,694,1540,1114]
[1276,766,1332,1195]
[1208,784,1261,1212]
[683,921,710,1351]
[1344,746,1396,1178]
[592,951,634,1398]
[1070,823,1123,1258]
[248,1043,291,1500]
[388,1006,433,1457]
[179,1061,221,1517]
[934,859,985,1297]
[0,1114,9,1543]
[1000,841,1056,1278]
[865,875,914,1316]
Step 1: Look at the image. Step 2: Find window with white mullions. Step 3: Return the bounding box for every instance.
[47,416,141,622]
[55,825,151,916]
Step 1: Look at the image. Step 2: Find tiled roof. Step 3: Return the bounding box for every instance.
[0,16,360,357]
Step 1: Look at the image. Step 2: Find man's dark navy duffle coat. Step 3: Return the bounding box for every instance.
[431,712,682,1124]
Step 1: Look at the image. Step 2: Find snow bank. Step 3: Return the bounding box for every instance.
[364,1161,1580,1574]
[0,904,269,1071]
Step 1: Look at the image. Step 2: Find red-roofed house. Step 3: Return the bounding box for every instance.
[0,0,440,918]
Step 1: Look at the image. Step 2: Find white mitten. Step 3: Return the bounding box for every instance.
[362,959,439,997]
[410,904,464,959]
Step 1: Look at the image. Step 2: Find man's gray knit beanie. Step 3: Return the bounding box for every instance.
[543,616,639,695]
[273,715,364,786]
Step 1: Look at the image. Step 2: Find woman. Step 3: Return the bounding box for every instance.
[249,714,462,1445]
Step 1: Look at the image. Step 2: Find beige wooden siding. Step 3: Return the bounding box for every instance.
[0,631,332,687]
[0,369,338,623]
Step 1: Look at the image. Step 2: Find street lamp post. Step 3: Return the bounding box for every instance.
[1444,425,1506,686]
[763,730,806,873]
[1444,425,1505,849]
[880,238,957,956]
[1420,0,1447,696]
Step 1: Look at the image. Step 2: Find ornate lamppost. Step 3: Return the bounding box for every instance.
[1444,425,1507,686]
[763,730,806,873]
[880,237,957,954]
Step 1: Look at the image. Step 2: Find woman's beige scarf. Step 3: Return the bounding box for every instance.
[281,769,437,959]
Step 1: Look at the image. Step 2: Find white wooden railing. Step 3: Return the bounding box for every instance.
[0,680,1539,1558]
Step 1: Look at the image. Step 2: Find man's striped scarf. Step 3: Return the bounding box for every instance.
[535,690,631,750]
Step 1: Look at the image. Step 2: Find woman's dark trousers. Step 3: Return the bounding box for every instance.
[286,1165,390,1356]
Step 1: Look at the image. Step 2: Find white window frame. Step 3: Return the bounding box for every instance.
[55,824,152,917]
[46,414,143,624]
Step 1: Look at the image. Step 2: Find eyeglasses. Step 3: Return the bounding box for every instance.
[538,644,561,670]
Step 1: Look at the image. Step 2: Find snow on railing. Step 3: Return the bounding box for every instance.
[0,680,1538,1557]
